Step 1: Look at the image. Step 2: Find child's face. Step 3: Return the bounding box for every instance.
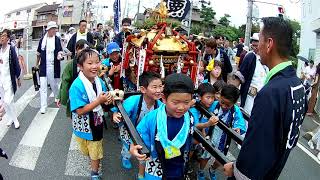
[199,61,205,73]
[211,66,222,78]
[141,79,163,101]
[215,91,221,101]
[200,92,215,108]
[110,51,120,62]
[219,96,234,111]
[163,93,193,118]
[79,53,100,81]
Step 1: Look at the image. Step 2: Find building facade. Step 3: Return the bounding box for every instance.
[298,0,320,73]
[0,3,46,37]
[58,0,87,31]
[298,0,320,114]
[32,3,60,39]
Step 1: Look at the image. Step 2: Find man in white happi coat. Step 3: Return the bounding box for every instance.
[0,29,21,128]
[36,21,63,114]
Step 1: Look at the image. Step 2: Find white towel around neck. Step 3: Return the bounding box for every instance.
[78,71,104,116]
[41,33,55,52]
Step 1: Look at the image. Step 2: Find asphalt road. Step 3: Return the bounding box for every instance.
[0,43,320,180]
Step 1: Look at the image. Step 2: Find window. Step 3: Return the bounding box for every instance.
[37,15,47,20]
[16,11,20,15]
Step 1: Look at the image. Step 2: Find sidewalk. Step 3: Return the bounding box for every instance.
[300,113,320,157]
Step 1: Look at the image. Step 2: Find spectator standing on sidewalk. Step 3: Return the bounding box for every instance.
[306,63,320,116]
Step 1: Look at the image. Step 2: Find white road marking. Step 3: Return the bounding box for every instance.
[0,86,37,141]
[297,142,320,165]
[9,108,59,170]
[64,134,91,177]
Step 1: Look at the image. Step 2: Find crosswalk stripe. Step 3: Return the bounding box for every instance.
[64,134,91,177]
[9,107,59,170]
[0,86,37,142]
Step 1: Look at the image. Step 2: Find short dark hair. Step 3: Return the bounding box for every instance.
[213,80,226,92]
[164,73,194,97]
[310,60,314,65]
[122,18,131,25]
[200,59,208,67]
[261,17,293,58]
[198,83,216,97]
[139,72,161,88]
[1,29,11,38]
[76,48,100,66]
[221,84,240,104]
[79,20,87,25]
[75,39,90,51]
[97,23,103,28]
[215,35,224,40]
[206,40,217,49]
[214,60,223,68]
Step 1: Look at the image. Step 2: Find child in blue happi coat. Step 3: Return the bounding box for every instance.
[130,73,196,180]
[69,48,114,180]
[112,71,163,178]
[189,83,220,180]
[101,42,122,90]
[195,84,247,180]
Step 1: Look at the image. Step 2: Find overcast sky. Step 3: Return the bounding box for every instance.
[0,0,301,27]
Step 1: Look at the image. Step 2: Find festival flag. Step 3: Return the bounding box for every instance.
[165,0,191,20]
[165,0,192,33]
[113,0,121,34]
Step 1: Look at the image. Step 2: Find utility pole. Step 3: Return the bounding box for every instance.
[137,0,141,19]
[58,0,65,33]
[187,0,194,37]
[244,0,253,47]
[23,12,32,80]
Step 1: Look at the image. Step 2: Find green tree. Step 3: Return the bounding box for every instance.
[238,23,260,38]
[288,19,301,68]
[190,24,202,35]
[219,14,231,27]
[212,25,240,41]
[133,18,181,30]
[200,5,216,34]
[105,20,114,27]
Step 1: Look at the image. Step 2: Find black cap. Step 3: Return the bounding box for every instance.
[164,73,194,96]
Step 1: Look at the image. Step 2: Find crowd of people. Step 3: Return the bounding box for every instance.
[0,16,308,180]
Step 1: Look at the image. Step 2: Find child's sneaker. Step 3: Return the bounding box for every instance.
[121,157,132,169]
[209,167,217,180]
[91,175,101,180]
[197,170,205,180]
[308,140,315,149]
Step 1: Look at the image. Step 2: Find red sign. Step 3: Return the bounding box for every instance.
[278,6,284,14]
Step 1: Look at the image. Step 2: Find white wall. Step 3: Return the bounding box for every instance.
[297,0,320,75]
[1,4,44,29]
